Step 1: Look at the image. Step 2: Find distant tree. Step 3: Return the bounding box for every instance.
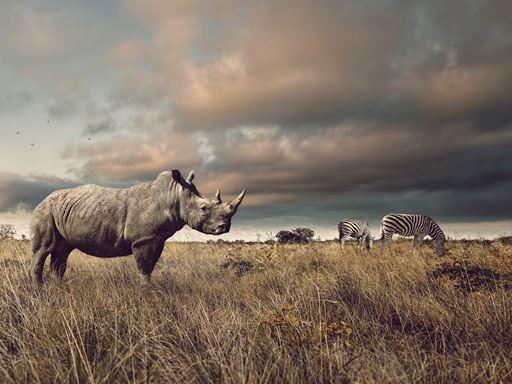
[275,230,294,243]
[0,224,16,240]
[294,227,315,240]
[276,228,315,244]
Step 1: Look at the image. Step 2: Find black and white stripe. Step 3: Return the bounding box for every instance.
[338,219,373,252]
[379,214,446,255]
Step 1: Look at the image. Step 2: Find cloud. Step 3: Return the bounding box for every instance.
[60,119,512,221]
[83,119,117,137]
[0,4,79,60]
[55,0,512,227]
[1,0,511,232]
[124,0,512,132]
[0,91,34,112]
[63,118,203,183]
[0,173,77,212]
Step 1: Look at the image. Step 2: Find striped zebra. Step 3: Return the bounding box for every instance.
[338,219,373,252]
[379,214,446,256]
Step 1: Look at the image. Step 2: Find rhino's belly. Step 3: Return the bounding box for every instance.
[58,222,133,257]
[54,211,133,256]
[73,240,132,258]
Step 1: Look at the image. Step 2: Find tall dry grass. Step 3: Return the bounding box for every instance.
[0,238,511,383]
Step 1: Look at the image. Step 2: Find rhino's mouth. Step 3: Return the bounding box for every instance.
[214,222,229,235]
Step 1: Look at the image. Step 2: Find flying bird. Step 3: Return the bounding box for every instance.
[88,137,92,141]
[30,143,35,147]
[16,131,20,135]
[47,120,50,123]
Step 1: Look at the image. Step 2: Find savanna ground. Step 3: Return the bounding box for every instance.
[1,237,512,383]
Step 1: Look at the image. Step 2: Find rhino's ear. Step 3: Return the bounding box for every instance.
[171,170,183,184]
[185,170,195,183]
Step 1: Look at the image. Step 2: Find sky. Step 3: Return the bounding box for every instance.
[0,0,511,241]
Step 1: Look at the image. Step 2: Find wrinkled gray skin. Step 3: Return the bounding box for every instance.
[30,170,246,284]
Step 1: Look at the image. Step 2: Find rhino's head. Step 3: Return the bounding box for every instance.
[171,169,246,235]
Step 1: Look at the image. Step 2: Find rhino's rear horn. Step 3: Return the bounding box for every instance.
[214,189,222,203]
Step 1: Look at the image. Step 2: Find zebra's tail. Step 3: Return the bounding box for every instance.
[337,220,344,236]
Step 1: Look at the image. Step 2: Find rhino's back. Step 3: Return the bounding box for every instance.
[48,185,132,256]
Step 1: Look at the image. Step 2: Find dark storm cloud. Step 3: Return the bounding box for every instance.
[123,0,512,132]
[356,143,512,193]
[239,180,512,226]
[0,173,77,212]
[103,0,512,136]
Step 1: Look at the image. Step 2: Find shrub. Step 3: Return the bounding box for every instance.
[0,224,16,240]
[275,227,315,244]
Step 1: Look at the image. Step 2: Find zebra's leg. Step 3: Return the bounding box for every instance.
[381,233,393,255]
[380,234,388,255]
[417,233,426,256]
[357,237,363,252]
[413,234,426,252]
[340,236,347,253]
[365,235,373,253]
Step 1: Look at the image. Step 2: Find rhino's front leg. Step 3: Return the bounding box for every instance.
[132,239,165,285]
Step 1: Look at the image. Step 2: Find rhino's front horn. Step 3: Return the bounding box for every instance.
[229,189,246,211]
[214,189,222,203]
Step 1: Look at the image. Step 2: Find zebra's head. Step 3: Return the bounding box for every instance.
[435,239,446,256]
[427,217,446,256]
[432,231,446,256]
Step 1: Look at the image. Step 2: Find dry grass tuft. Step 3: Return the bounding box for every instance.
[0,238,511,383]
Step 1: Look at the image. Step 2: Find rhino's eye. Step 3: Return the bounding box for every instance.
[200,204,209,212]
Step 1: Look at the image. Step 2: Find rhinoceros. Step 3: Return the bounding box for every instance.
[30,170,246,284]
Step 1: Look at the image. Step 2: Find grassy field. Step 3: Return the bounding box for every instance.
[0,238,511,383]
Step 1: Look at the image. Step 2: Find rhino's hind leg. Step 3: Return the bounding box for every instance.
[31,249,51,285]
[30,215,58,285]
[31,237,55,285]
[50,242,73,279]
[132,240,165,284]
